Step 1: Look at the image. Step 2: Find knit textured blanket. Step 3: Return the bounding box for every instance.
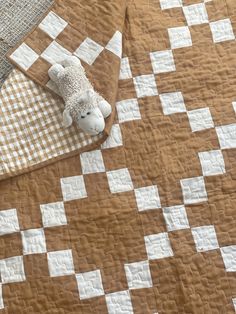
[1,0,236,313]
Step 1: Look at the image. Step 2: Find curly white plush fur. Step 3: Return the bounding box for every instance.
[48,56,111,135]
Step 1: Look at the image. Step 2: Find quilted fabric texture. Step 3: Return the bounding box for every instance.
[1,0,236,313]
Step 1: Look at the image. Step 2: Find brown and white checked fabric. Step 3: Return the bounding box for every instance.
[1,0,236,313]
[0,69,100,177]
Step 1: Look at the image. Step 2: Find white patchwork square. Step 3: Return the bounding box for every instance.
[159,0,182,10]
[119,57,132,80]
[150,50,176,74]
[80,150,105,174]
[40,201,67,228]
[106,30,122,58]
[0,208,20,236]
[0,284,3,309]
[0,256,26,283]
[21,228,47,255]
[41,41,72,65]
[116,98,141,123]
[163,205,190,231]
[180,176,207,205]
[198,150,226,176]
[232,102,236,113]
[168,26,192,49]
[183,3,209,26]
[144,233,174,260]
[220,246,236,272]
[134,185,161,211]
[60,175,87,201]
[124,260,153,289]
[10,43,39,70]
[210,19,235,43]
[47,249,75,277]
[191,225,219,252]
[74,38,104,65]
[232,298,236,311]
[106,290,134,314]
[159,91,186,115]
[76,269,104,300]
[107,168,133,193]
[133,74,158,98]
[101,124,123,149]
[187,108,214,132]
[39,11,68,39]
[216,124,236,149]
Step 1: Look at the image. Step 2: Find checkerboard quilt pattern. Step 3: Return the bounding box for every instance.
[2,0,236,312]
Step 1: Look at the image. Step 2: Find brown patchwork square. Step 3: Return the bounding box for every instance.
[25,27,53,55]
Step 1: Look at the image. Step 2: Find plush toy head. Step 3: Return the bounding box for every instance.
[63,89,110,135]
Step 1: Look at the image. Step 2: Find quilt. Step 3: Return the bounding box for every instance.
[1,0,236,313]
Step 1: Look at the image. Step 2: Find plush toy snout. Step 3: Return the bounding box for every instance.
[62,89,111,135]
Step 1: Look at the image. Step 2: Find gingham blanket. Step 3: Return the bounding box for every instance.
[1,0,236,313]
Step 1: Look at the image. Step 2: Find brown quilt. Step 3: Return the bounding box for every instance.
[1,0,236,313]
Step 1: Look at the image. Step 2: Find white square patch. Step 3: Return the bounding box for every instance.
[183,3,209,26]
[76,269,104,300]
[74,38,104,65]
[216,124,236,149]
[210,19,235,43]
[180,176,208,204]
[150,50,176,74]
[106,290,134,314]
[47,249,75,277]
[159,0,182,10]
[168,26,192,49]
[198,150,226,176]
[0,256,26,283]
[60,175,87,201]
[119,57,132,80]
[144,233,174,260]
[0,284,3,309]
[133,74,158,98]
[124,260,153,289]
[163,205,190,231]
[101,124,123,149]
[191,225,219,252]
[21,228,47,255]
[187,108,214,132]
[40,201,67,228]
[39,11,68,39]
[10,43,39,70]
[232,298,236,311]
[220,245,236,272]
[0,208,20,236]
[116,98,141,123]
[41,41,72,65]
[159,91,186,115]
[232,102,236,113]
[80,150,105,174]
[134,185,161,211]
[107,168,134,193]
[106,31,122,58]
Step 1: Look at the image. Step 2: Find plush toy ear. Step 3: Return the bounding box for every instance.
[62,109,73,127]
[98,99,112,118]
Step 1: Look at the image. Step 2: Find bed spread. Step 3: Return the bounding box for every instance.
[1,0,236,313]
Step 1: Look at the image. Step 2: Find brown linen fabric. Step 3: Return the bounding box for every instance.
[1,0,236,313]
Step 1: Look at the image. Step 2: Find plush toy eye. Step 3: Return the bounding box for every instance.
[81,115,85,119]
[87,112,91,115]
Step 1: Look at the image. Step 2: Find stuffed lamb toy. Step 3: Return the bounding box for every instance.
[48,56,112,135]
